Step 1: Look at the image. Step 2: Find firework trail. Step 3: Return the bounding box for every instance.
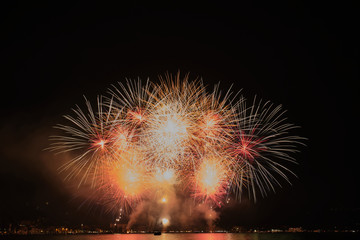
[49,72,305,226]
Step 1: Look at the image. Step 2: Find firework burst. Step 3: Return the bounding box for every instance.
[49,72,305,216]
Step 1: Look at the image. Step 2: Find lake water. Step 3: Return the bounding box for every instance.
[2,233,360,240]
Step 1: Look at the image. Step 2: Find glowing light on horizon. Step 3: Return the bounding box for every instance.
[161,218,169,226]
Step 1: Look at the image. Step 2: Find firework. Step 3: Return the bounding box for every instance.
[49,72,304,217]
[229,98,305,201]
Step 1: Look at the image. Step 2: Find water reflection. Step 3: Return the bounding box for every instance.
[23,233,259,240]
[42,234,258,240]
[3,233,360,240]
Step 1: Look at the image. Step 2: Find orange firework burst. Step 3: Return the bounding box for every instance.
[97,149,149,212]
[49,72,305,215]
[193,153,230,207]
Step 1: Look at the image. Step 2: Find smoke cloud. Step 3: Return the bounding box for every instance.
[126,185,219,231]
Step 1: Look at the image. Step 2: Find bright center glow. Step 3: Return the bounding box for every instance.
[162,169,174,181]
[202,165,220,193]
[125,170,138,183]
[161,197,167,203]
[196,158,227,199]
[94,139,105,149]
[161,218,169,225]
[147,106,190,164]
[129,110,145,123]
[164,119,177,133]
[162,116,187,136]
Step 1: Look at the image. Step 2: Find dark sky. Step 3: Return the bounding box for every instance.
[0,2,358,229]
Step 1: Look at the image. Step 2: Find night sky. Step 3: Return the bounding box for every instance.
[1,2,358,229]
